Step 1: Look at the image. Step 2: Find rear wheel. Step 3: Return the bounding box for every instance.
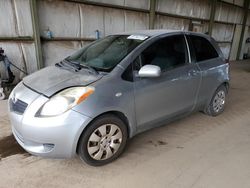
[77,114,128,166]
[205,85,227,116]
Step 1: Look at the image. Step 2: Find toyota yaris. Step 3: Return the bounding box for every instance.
[8,30,229,166]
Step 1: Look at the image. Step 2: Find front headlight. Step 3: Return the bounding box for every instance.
[38,86,94,117]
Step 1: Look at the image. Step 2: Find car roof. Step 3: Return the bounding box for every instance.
[116,29,209,38]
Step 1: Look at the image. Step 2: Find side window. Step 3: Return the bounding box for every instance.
[140,35,188,72]
[189,35,218,62]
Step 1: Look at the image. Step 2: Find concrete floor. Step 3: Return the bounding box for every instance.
[1,61,250,188]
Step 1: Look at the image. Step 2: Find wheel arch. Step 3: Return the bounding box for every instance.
[209,81,229,103]
[203,81,229,113]
[76,110,131,153]
[222,81,229,93]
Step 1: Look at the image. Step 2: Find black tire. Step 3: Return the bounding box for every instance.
[77,114,128,166]
[205,85,227,116]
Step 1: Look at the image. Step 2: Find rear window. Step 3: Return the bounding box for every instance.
[189,35,218,62]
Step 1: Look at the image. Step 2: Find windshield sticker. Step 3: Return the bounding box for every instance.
[127,35,148,41]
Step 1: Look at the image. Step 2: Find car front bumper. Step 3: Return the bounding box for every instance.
[8,82,92,158]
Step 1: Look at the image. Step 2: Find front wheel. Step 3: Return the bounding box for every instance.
[205,85,227,116]
[77,114,128,166]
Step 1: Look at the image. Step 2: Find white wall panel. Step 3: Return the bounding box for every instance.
[222,0,244,7]
[246,12,250,26]
[218,43,231,59]
[125,11,149,31]
[42,41,89,67]
[157,0,211,20]
[0,1,18,37]
[234,0,244,7]
[38,0,80,38]
[0,42,36,81]
[88,0,150,9]
[215,3,243,24]
[80,5,105,38]
[104,8,125,35]
[212,23,234,42]
[125,0,150,10]
[155,15,189,30]
[14,0,33,36]
[21,43,37,73]
[88,0,125,6]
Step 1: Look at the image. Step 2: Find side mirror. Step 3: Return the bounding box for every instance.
[138,65,161,78]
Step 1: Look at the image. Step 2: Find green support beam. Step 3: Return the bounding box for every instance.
[149,0,156,29]
[237,0,250,60]
[30,0,43,70]
[208,0,217,36]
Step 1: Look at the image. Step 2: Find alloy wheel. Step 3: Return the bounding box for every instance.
[87,124,123,160]
[212,90,225,113]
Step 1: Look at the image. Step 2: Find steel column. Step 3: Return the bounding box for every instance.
[30,0,43,69]
[208,0,217,36]
[237,0,250,60]
[149,0,156,29]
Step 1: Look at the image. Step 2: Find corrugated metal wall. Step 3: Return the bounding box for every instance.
[0,0,250,81]
[0,0,36,81]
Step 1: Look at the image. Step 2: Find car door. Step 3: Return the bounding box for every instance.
[187,34,226,107]
[133,34,201,131]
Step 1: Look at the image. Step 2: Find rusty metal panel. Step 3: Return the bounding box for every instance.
[212,23,234,42]
[218,43,231,59]
[156,0,211,20]
[215,2,243,24]
[80,5,105,38]
[104,8,125,35]
[42,41,89,67]
[38,0,80,38]
[125,11,149,31]
[154,15,190,30]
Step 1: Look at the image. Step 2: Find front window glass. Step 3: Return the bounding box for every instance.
[140,35,188,72]
[66,35,148,72]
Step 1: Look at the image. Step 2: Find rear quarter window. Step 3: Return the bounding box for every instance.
[189,35,218,62]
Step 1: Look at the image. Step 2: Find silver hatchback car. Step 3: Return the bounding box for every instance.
[8,30,229,166]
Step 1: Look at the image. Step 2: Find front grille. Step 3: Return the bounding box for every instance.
[10,98,28,114]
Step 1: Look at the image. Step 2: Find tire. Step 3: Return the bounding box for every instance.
[205,85,227,116]
[77,114,128,166]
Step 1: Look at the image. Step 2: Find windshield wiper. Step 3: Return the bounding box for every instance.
[77,63,99,75]
[56,59,98,75]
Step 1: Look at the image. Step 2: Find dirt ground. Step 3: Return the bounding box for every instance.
[1,60,250,188]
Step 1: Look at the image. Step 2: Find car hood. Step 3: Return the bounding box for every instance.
[23,66,103,97]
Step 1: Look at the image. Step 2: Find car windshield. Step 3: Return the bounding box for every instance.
[66,35,148,72]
